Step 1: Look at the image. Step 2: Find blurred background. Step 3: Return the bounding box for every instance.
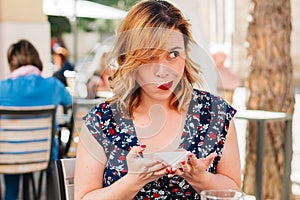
[1,0,300,199]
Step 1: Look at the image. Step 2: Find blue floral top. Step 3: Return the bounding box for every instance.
[83,89,236,199]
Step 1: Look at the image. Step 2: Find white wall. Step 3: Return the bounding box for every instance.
[0,22,52,79]
[291,0,300,84]
[0,0,51,79]
[169,0,218,94]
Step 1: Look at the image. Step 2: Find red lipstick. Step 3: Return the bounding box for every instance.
[158,81,173,90]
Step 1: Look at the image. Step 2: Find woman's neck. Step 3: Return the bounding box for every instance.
[135,95,173,113]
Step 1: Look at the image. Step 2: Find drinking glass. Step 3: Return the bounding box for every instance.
[200,189,244,200]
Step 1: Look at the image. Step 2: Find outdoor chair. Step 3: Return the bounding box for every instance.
[0,105,56,200]
[56,158,76,200]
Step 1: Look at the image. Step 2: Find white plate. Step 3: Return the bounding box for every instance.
[144,151,189,168]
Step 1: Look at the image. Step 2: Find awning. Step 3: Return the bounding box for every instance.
[43,0,127,19]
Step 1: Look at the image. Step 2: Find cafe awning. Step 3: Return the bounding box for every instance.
[43,0,127,19]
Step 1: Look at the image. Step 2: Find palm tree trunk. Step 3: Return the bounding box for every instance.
[243,0,294,199]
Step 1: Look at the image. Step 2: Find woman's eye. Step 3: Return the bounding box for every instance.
[169,51,179,59]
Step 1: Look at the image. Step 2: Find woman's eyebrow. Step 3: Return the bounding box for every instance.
[169,46,183,51]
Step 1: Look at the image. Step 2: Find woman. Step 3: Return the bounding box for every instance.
[0,39,72,200]
[86,52,111,99]
[74,1,241,199]
[52,44,74,86]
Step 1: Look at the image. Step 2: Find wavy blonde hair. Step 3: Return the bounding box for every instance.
[108,0,203,117]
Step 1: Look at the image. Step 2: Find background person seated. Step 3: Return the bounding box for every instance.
[211,46,241,104]
[86,52,111,99]
[0,39,72,200]
[52,43,75,87]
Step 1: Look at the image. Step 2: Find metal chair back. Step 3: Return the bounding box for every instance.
[56,158,76,200]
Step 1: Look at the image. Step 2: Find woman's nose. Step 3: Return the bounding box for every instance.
[155,64,169,78]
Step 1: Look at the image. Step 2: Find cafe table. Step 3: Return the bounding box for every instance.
[235,110,293,200]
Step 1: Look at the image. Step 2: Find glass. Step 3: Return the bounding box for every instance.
[200,189,244,200]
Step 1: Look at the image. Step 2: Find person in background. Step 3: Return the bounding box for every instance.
[0,39,72,200]
[86,52,111,99]
[211,48,241,104]
[52,43,74,86]
[74,0,241,199]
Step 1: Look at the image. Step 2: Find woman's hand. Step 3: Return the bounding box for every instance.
[169,152,217,180]
[126,145,168,184]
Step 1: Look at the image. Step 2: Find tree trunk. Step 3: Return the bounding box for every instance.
[243,0,294,199]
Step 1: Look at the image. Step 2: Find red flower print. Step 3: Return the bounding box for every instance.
[153,193,160,198]
[210,133,217,140]
[119,155,125,161]
[198,141,204,146]
[109,127,115,135]
[172,188,179,193]
[225,124,229,131]
[193,114,200,121]
[197,125,203,132]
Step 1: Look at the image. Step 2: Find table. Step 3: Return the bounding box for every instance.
[235,110,293,200]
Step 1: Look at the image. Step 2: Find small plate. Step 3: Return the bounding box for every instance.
[144,151,189,168]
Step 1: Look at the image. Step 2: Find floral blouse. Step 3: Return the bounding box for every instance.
[83,89,236,199]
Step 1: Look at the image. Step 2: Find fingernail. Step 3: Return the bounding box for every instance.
[141,144,146,148]
[166,168,171,173]
[162,163,167,167]
[137,152,144,158]
[188,154,193,158]
[136,154,142,158]
[180,160,186,165]
[128,147,131,151]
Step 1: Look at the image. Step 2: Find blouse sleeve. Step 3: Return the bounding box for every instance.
[82,102,115,144]
[213,95,236,156]
[82,105,104,142]
[206,94,237,173]
[80,103,110,163]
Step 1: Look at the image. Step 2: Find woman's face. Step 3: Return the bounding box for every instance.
[53,54,63,69]
[134,30,186,100]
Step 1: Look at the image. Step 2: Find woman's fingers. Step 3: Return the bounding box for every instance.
[188,152,217,168]
[126,145,146,159]
[201,152,218,168]
[175,152,218,178]
[153,167,169,176]
[141,158,163,169]
[187,152,198,166]
[148,161,166,172]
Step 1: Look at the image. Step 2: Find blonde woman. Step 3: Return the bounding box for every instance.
[74,1,241,199]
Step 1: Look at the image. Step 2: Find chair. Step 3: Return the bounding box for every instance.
[57,105,74,158]
[0,105,56,200]
[65,98,104,157]
[56,158,76,200]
